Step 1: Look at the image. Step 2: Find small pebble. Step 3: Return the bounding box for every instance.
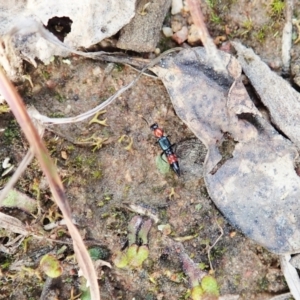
[61,151,68,160]
[172,26,188,44]
[162,27,173,37]
[31,84,42,94]
[171,0,183,15]
[188,24,201,45]
[229,231,237,238]
[62,58,71,65]
[92,66,102,77]
[2,157,11,169]
[64,104,72,114]
[171,15,185,32]
[45,80,57,89]
[183,0,189,12]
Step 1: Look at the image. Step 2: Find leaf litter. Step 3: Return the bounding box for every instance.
[0,1,299,297]
[151,46,300,256]
[1,45,298,299]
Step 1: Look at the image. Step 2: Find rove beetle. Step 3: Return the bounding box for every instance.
[150,123,180,176]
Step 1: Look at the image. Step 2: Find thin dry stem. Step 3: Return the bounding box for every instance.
[207,219,224,271]
[186,0,226,72]
[0,150,34,205]
[0,70,100,300]
[29,48,182,127]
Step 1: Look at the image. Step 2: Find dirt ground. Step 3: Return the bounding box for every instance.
[1,0,300,299]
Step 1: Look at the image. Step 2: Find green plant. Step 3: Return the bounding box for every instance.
[190,275,219,300]
[3,120,20,143]
[39,254,62,278]
[0,103,10,114]
[88,247,110,261]
[255,26,267,42]
[114,63,124,72]
[206,0,217,9]
[210,12,222,24]
[271,0,285,15]
[241,18,254,35]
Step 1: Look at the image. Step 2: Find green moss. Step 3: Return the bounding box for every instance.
[108,86,116,94]
[198,262,209,270]
[114,64,124,72]
[241,18,254,35]
[41,70,50,80]
[158,36,172,52]
[210,246,227,260]
[206,0,217,9]
[271,0,285,16]
[92,170,102,179]
[210,12,222,24]
[48,112,65,118]
[233,274,241,286]
[258,276,269,291]
[54,92,65,103]
[3,120,20,144]
[88,247,110,261]
[255,26,267,43]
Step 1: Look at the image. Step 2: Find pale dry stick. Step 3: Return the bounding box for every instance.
[282,0,294,74]
[0,70,100,300]
[207,219,224,271]
[280,254,300,300]
[0,150,34,205]
[7,19,182,126]
[270,293,292,300]
[31,48,183,126]
[186,0,226,72]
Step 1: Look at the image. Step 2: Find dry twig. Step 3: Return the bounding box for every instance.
[186,0,226,72]
[207,219,224,271]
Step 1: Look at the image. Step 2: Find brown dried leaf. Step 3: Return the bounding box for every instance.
[152,47,300,254]
[232,41,300,148]
[1,189,37,213]
[0,212,28,235]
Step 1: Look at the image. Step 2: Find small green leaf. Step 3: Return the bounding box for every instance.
[80,288,91,300]
[190,285,204,300]
[155,155,170,174]
[39,254,62,278]
[195,204,202,211]
[126,244,139,263]
[113,251,129,269]
[201,275,219,296]
[129,245,149,268]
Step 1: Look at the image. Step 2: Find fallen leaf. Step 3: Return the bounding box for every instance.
[152,47,300,254]
[232,41,300,148]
